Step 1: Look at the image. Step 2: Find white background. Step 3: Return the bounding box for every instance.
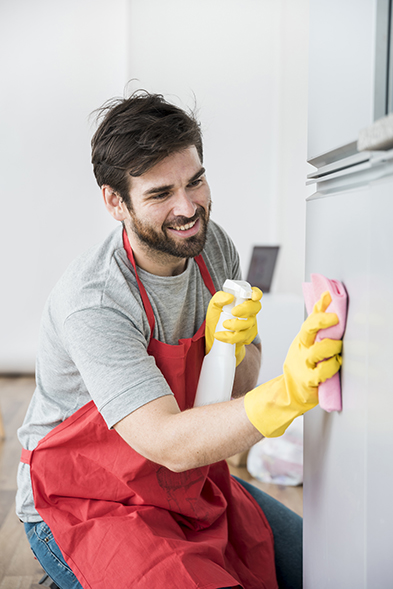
[0,0,310,372]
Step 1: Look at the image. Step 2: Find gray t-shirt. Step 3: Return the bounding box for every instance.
[16,220,252,521]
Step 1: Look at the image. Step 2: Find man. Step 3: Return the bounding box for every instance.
[17,91,342,589]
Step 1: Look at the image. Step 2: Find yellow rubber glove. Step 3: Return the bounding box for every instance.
[205,287,262,366]
[244,291,342,437]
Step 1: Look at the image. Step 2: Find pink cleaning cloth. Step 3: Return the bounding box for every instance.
[302,274,348,412]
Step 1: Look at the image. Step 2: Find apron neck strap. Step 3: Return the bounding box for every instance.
[122,228,156,334]
[122,227,216,338]
[194,255,216,297]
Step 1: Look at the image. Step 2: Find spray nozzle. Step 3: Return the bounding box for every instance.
[222,279,252,311]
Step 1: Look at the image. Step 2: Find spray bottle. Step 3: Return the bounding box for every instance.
[194,279,253,407]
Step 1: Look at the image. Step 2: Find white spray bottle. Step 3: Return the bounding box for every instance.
[193,279,253,407]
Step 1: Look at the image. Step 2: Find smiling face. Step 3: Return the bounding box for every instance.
[104,146,212,276]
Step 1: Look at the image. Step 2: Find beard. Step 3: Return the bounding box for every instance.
[128,202,211,260]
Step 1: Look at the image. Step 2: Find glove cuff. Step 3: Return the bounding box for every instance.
[244,375,298,438]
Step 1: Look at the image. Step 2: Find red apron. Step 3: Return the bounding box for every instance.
[21,230,277,589]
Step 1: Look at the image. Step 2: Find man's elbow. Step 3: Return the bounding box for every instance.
[156,447,207,473]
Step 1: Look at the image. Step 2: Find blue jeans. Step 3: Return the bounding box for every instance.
[25,477,302,589]
[24,521,83,589]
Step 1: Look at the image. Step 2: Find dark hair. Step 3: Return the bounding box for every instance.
[91,90,203,208]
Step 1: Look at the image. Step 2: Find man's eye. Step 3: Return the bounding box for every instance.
[152,192,170,200]
[188,178,203,188]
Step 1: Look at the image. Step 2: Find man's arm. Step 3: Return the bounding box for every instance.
[231,342,261,399]
[114,343,262,473]
[114,294,342,474]
[114,392,263,473]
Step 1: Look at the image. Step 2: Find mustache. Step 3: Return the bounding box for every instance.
[164,206,206,229]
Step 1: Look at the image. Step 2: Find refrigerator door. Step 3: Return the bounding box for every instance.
[303,161,393,587]
[308,0,388,166]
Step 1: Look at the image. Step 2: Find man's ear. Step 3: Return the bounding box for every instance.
[102,186,127,221]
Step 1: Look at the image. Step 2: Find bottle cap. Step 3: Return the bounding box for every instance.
[223,279,252,307]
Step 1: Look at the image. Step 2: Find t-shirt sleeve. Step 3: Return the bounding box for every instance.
[63,307,173,428]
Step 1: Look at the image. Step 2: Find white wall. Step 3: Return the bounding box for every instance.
[0,0,128,372]
[0,0,309,372]
[272,0,312,293]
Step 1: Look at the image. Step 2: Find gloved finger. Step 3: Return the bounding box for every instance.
[300,312,339,348]
[231,298,261,318]
[205,291,235,355]
[222,316,255,333]
[313,354,342,384]
[210,291,234,310]
[235,343,246,366]
[251,287,263,302]
[313,290,332,314]
[306,338,343,367]
[215,324,258,345]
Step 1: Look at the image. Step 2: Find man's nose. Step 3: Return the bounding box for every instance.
[172,189,197,218]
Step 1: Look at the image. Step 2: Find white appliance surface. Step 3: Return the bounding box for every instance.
[308,0,378,164]
[303,164,393,587]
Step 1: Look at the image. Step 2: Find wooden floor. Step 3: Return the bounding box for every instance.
[0,377,46,589]
[0,376,303,588]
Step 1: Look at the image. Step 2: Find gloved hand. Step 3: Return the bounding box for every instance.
[205,287,262,366]
[244,291,343,437]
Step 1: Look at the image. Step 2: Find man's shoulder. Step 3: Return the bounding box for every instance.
[204,219,237,258]
[48,226,133,317]
[202,219,241,289]
[68,225,124,275]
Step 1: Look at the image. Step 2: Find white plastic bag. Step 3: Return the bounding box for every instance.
[247,416,303,486]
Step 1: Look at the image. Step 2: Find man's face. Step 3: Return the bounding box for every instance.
[124,146,212,264]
